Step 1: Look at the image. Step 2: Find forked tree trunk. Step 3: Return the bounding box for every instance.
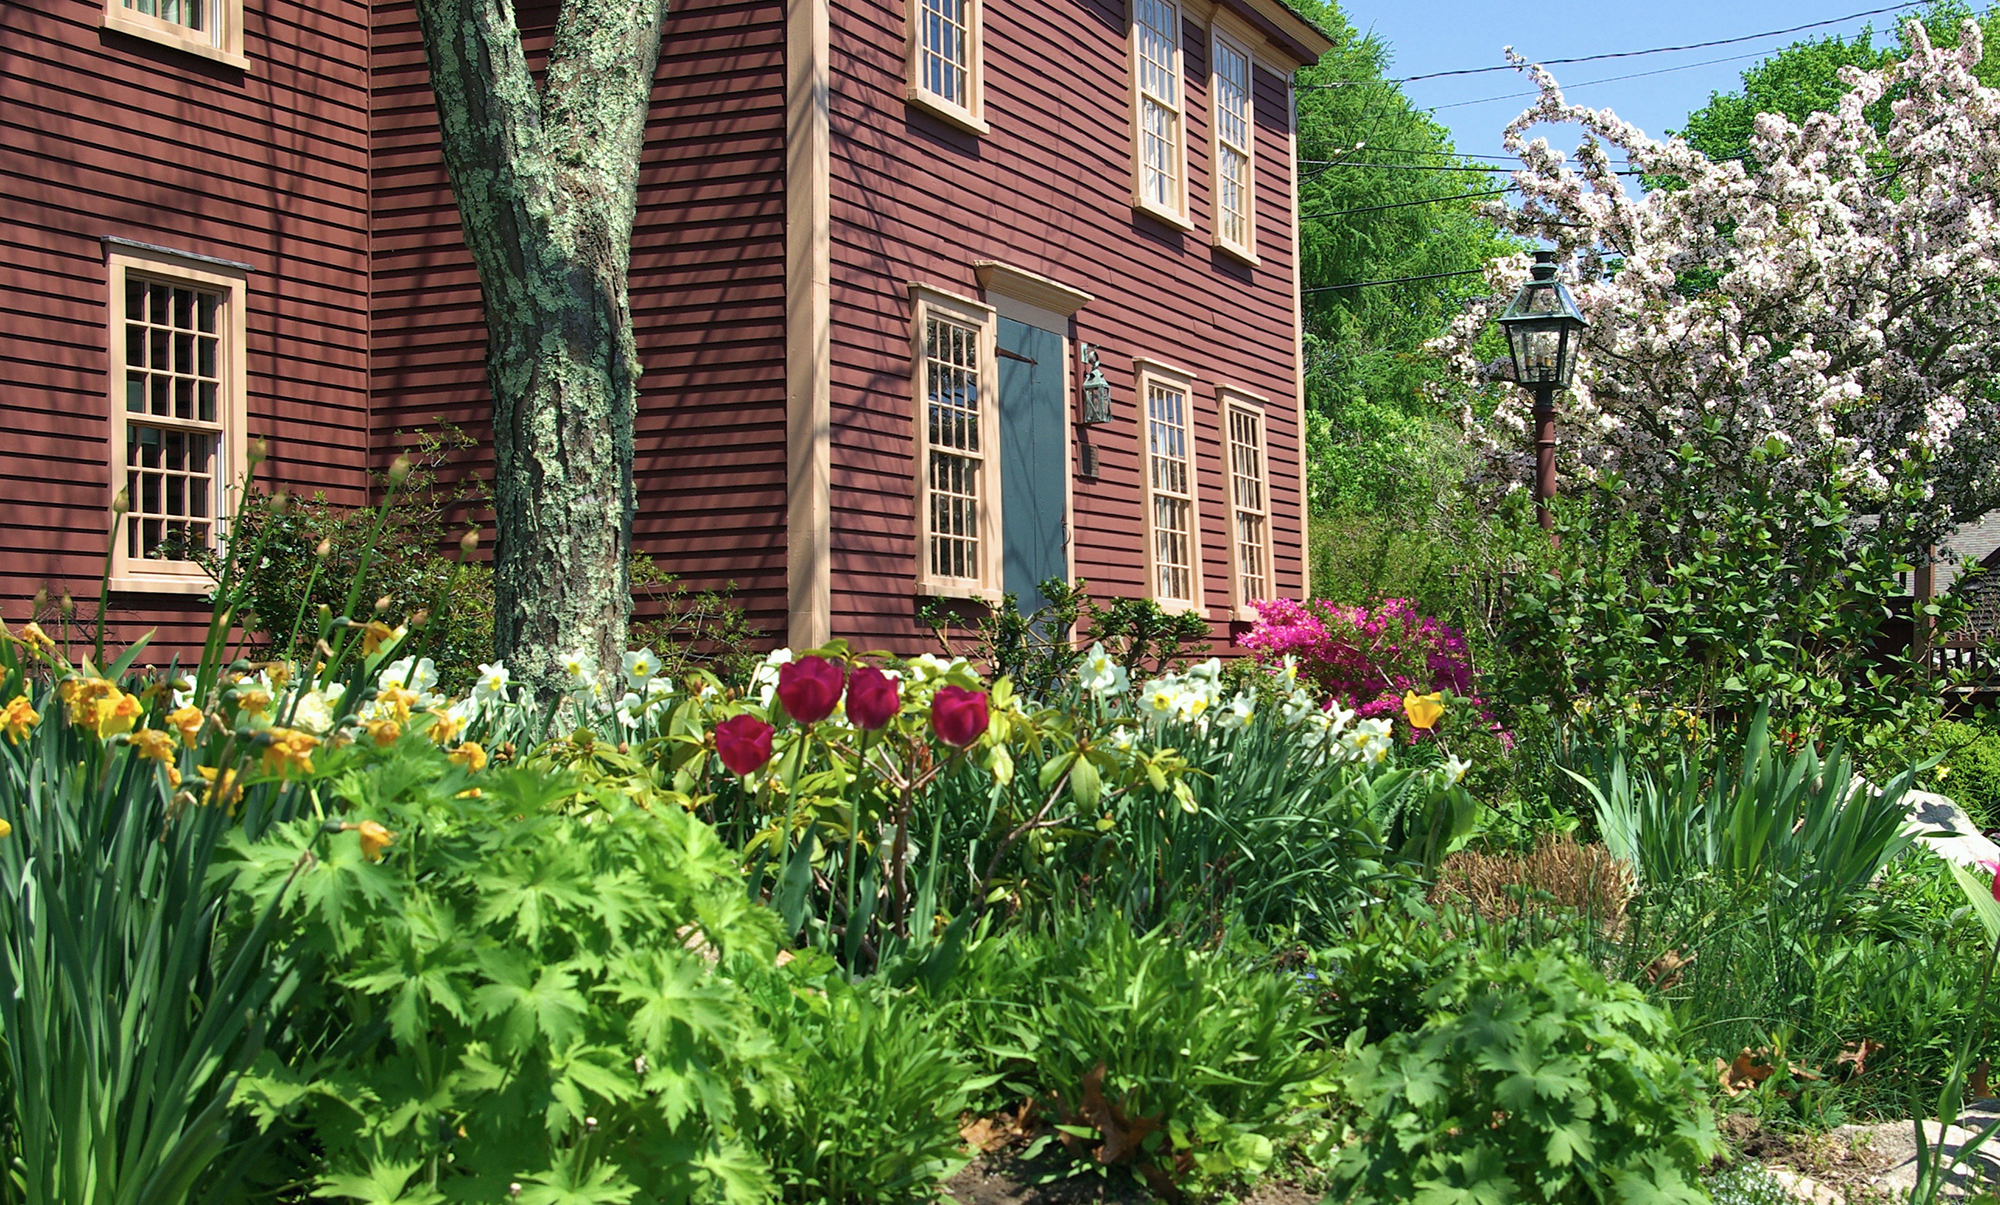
[411,0,665,698]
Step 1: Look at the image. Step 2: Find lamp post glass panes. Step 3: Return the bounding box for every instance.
[1496,249,1587,530]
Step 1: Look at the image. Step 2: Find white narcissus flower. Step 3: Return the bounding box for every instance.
[622,648,660,690]
[1217,691,1256,731]
[560,649,596,688]
[1079,643,1130,697]
[473,662,510,702]
[1444,754,1473,786]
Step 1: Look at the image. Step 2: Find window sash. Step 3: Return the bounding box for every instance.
[922,310,989,587]
[917,0,971,108]
[1213,38,1253,250]
[122,274,227,566]
[1227,405,1269,604]
[1147,380,1196,602]
[1134,0,1183,212]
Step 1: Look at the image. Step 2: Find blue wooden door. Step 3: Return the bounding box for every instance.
[996,317,1068,619]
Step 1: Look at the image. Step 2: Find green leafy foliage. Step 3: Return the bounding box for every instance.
[1330,943,1721,1205]
[744,957,976,1203]
[919,579,1211,703]
[1918,715,2000,828]
[1302,898,1479,1047]
[933,916,1332,1196]
[227,738,791,1205]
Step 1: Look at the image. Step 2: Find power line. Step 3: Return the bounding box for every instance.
[1429,47,1776,112]
[1296,185,1512,220]
[1298,1,1921,88]
[1305,268,1493,294]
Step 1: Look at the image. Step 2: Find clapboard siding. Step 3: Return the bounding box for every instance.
[1,0,373,654]
[367,0,792,646]
[825,0,1305,653]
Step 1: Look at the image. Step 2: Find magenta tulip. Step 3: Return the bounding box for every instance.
[714,714,775,776]
[776,656,846,725]
[930,685,990,747]
[846,665,902,730]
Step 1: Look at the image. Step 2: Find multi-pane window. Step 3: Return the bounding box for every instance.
[926,313,984,581]
[1132,0,1186,218]
[1144,370,1198,604]
[103,0,242,63]
[106,243,246,593]
[1226,401,1271,609]
[123,277,225,566]
[1212,35,1255,256]
[907,0,984,130]
[911,286,1000,596]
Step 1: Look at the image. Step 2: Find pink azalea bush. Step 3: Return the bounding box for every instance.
[1242,597,1476,723]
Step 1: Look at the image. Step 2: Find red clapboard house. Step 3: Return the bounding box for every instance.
[2,0,1329,656]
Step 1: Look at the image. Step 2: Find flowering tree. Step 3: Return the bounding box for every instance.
[1438,19,2000,540]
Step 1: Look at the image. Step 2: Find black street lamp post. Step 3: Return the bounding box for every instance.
[1496,249,1589,531]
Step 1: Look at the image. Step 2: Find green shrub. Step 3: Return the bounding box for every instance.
[1922,715,2000,829]
[226,737,791,1205]
[1304,897,1478,1046]
[1330,942,1721,1205]
[747,958,975,1203]
[934,916,1332,1196]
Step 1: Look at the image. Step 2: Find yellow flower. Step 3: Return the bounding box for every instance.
[197,765,243,809]
[64,678,114,727]
[263,662,293,692]
[259,727,319,777]
[448,741,488,772]
[234,689,272,718]
[94,690,142,739]
[2,696,39,744]
[18,623,55,655]
[1402,690,1445,731]
[356,819,395,862]
[166,706,204,742]
[375,686,418,726]
[0,818,11,839]
[128,728,176,763]
[360,621,399,656]
[425,708,463,747]
[365,719,402,747]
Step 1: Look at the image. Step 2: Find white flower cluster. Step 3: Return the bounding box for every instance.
[1436,20,2000,533]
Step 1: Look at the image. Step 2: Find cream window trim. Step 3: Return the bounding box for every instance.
[1220,387,1274,621]
[105,243,249,596]
[911,284,1004,602]
[1136,357,1203,614]
[1129,0,1193,230]
[102,0,246,69]
[906,0,988,134]
[1209,29,1259,264]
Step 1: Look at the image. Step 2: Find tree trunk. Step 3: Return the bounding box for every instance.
[410,0,665,698]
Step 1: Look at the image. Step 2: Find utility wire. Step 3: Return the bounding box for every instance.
[1298,0,1923,88]
[1299,186,1516,222]
[1304,268,1492,294]
[1429,47,1775,111]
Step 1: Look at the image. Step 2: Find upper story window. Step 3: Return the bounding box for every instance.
[1223,391,1272,615]
[911,286,1002,599]
[106,242,249,594]
[1130,0,1191,228]
[1211,32,1257,260]
[1137,358,1201,610]
[103,0,246,68]
[907,0,988,134]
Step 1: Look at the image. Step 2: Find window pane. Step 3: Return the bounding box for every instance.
[925,312,984,582]
[918,0,970,106]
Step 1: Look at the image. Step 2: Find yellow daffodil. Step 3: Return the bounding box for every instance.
[93,690,142,739]
[166,706,204,742]
[127,728,176,763]
[19,623,56,655]
[449,741,489,772]
[234,689,272,718]
[64,678,112,726]
[1402,690,1445,731]
[263,662,293,692]
[259,727,319,777]
[356,819,395,862]
[2,696,39,744]
[197,765,243,810]
[425,708,463,747]
[375,686,418,726]
[360,621,399,656]
[0,818,11,839]
[365,719,401,747]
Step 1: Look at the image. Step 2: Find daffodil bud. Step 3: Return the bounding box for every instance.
[314,537,332,558]
[30,588,47,614]
[410,609,430,628]
[386,455,412,487]
[58,589,74,617]
[374,595,392,614]
[459,529,479,559]
[112,488,130,516]
[269,489,289,516]
[247,437,269,466]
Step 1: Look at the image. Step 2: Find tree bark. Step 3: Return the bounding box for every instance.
[410,0,665,698]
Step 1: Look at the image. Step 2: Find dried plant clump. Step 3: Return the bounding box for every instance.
[1431,837,1634,930]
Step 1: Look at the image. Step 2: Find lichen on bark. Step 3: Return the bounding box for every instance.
[410,0,666,699]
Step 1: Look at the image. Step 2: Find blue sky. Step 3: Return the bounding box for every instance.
[1330,1,1924,163]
